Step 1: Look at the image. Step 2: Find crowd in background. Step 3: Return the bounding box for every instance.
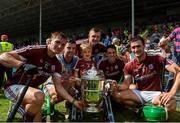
[9,21,179,51]
[2,21,178,83]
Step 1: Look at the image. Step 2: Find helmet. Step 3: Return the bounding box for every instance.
[143,105,168,121]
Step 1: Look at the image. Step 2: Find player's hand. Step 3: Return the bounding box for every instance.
[159,92,175,105]
[20,63,38,75]
[73,100,85,111]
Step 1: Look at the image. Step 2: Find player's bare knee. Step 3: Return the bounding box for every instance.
[166,99,176,112]
[112,92,123,103]
[35,91,45,104]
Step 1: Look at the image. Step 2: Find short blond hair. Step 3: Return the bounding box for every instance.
[80,43,92,51]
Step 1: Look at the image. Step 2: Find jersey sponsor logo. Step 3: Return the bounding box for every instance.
[38,67,43,69]
[40,59,43,63]
[81,64,85,67]
[44,62,50,70]
[115,65,118,69]
[134,70,156,82]
[38,70,53,77]
[148,64,154,69]
[51,65,55,72]
[105,70,120,77]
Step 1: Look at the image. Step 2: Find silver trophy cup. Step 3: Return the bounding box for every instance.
[81,67,104,113]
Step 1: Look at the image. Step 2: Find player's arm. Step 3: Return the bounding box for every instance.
[166,63,180,95]
[0,51,24,68]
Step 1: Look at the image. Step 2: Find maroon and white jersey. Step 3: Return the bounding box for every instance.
[98,58,125,82]
[124,54,173,91]
[5,45,62,89]
[74,58,96,77]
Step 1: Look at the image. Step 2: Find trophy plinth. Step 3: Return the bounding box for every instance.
[85,104,102,113]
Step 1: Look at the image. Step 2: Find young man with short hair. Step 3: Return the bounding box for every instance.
[0,32,84,122]
[110,36,180,112]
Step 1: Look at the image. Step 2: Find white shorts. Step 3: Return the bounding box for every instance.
[4,85,25,102]
[132,89,161,105]
[43,76,70,92]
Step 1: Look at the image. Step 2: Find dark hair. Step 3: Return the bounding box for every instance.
[129,35,145,46]
[106,44,116,52]
[89,27,102,34]
[67,39,76,44]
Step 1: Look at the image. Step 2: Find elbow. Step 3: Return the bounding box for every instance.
[176,72,180,82]
[0,52,8,59]
[0,53,8,65]
[175,66,180,76]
